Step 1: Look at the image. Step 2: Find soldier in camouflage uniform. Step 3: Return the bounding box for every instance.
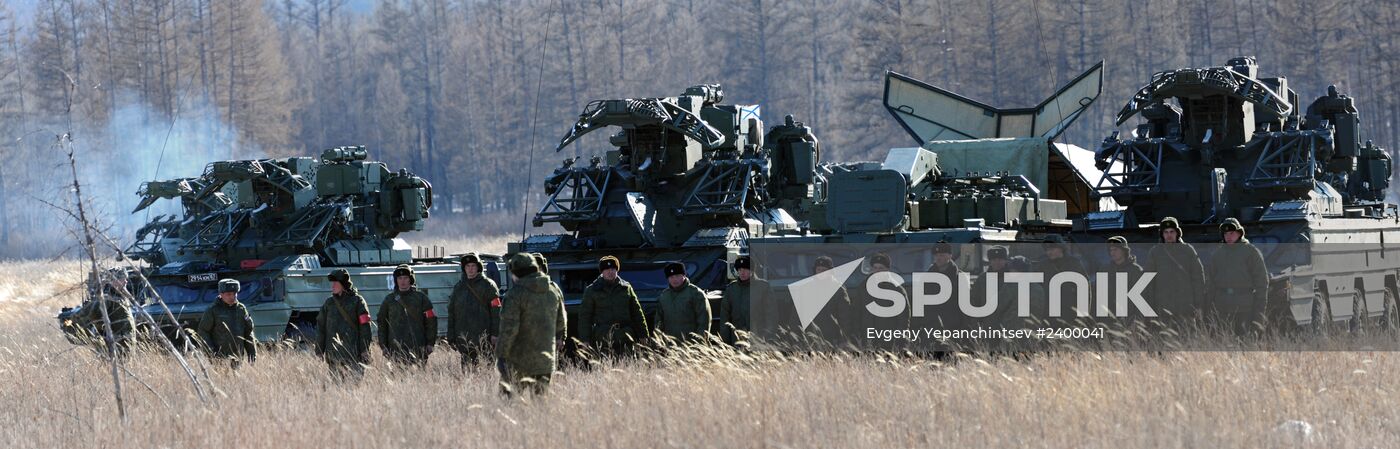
[719,256,766,345]
[1034,234,1089,322]
[447,253,501,368]
[497,253,567,397]
[1144,217,1208,323]
[1208,218,1269,334]
[653,262,711,343]
[196,279,257,367]
[377,265,438,368]
[1101,236,1146,325]
[578,255,648,355]
[316,269,373,379]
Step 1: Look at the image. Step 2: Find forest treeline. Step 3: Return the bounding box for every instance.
[0,0,1396,257]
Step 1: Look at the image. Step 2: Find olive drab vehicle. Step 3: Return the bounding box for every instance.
[57,146,508,344]
[1082,57,1400,331]
[512,84,820,323]
[748,63,1114,283]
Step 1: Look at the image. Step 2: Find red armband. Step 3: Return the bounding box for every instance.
[358,313,371,324]
[425,309,437,319]
[490,297,502,308]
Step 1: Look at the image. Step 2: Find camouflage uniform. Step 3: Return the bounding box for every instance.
[377,265,438,368]
[654,262,712,343]
[447,253,501,367]
[1100,236,1146,324]
[497,253,566,397]
[719,256,766,345]
[1144,217,1207,321]
[317,269,373,377]
[1207,218,1269,333]
[578,256,648,353]
[197,279,256,366]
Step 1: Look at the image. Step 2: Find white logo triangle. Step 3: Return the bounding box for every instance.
[786,258,864,330]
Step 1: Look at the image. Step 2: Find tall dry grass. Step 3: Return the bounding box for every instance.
[1,258,1398,448]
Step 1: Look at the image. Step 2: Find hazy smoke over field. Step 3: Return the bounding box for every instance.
[3,98,261,259]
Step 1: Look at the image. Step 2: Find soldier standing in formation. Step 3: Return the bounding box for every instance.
[1035,234,1088,321]
[653,262,711,343]
[447,253,501,368]
[376,265,438,369]
[317,269,373,379]
[1208,218,1269,334]
[1101,236,1145,325]
[926,241,966,329]
[719,256,765,345]
[1144,217,1207,323]
[496,253,567,397]
[577,255,648,355]
[196,279,257,368]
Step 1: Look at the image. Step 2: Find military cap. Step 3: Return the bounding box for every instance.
[934,240,953,254]
[734,256,751,270]
[218,279,241,293]
[459,252,482,268]
[1159,217,1182,232]
[532,253,549,274]
[598,255,620,271]
[326,267,352,288]
[663,262,686,277]
[870,252,892,269]
[986,246,1009,260]
[814,255,834,269]
[507,253,539,277]
[393,264,416,284]
[1219,217,1244,235]
[1106,236,1129,247]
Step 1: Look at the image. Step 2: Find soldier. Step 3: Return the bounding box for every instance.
[926,241,965,329]
[497,253,566,397]
[1101,236,1145,325]
[196,279,257,367]
[447,253,501,368]
[316,269,372,379]
[1144,217,1207,323]
[1035,234,1089,321]
[578,255,648,355]
[810,255,853,341]
[653,262,712,343]
[1207,218,1269,334]
[719,256,766,345]
[975,245,1019,327]
[70,276,134,357]
[377,265,438,368]
[862,252,911,341]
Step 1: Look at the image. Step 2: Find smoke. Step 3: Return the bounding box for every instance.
[2,97,263,259]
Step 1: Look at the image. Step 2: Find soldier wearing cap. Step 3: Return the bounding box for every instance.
[974,245,1021,327]
[447,253,502,368]
[497,253,566,397]
[653,262,711,343]
[859,252,911,337]
[377,265,438,368]
[578,255,648,355]
[1207,218,1268,333]
[1144,217,1207,321]
[719,255,767,345]
[196,279,256,367]
[807,255,852,340]
[1101,236,1145,324]
[926,241,965,329]
[317,269,373,378]
[1035,234,1088,319]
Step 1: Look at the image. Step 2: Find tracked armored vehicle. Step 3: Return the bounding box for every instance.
[1084,57,1399,330]
[59,147,506,343]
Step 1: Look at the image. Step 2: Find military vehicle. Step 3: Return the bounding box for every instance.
[1083,57,1399,331]
[511,84,821,323]
[58,146,507,343]
[747,63,1113,276]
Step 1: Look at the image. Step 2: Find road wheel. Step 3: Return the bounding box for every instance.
[1349,291,1366,334]
[1379,288,1399,332]
[1311,291,1332,337]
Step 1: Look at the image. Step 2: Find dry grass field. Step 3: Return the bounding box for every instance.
[1,253,1399,448]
